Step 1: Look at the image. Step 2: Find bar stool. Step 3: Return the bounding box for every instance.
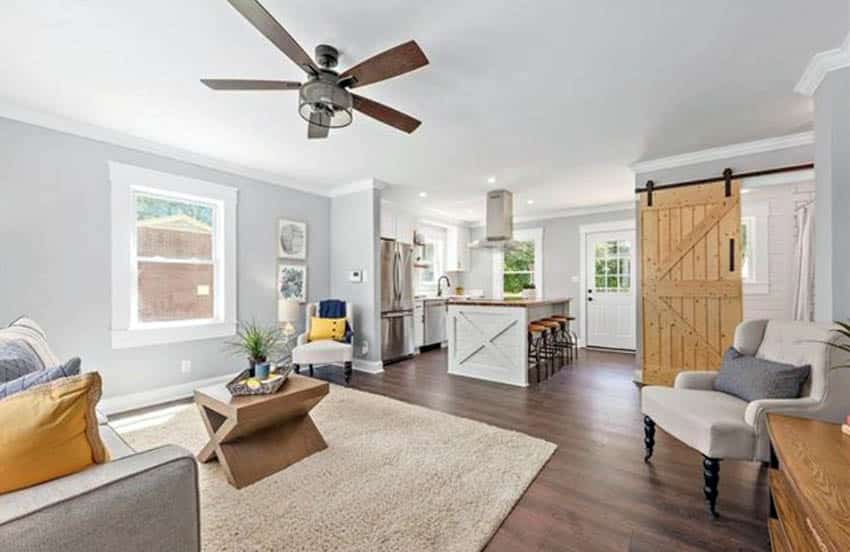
[528,323,546,383]
[551,315,579,360]
[540,318,569,366]
[537,319,563,376]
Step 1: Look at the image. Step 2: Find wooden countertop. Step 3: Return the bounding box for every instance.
[447,297,571,307]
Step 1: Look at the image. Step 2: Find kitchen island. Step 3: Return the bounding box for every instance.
[446,297,571,387]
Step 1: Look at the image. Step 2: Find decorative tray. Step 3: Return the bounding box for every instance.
[226,364,294,396]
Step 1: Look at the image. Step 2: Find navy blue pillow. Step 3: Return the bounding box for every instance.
[714,348,809,402]
[0,358,81,400]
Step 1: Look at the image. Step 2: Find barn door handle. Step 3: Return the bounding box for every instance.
[729,239,735,272]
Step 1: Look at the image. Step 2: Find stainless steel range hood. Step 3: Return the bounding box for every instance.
[469,190,514,249]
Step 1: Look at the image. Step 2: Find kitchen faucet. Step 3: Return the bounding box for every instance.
[437,275,451,297]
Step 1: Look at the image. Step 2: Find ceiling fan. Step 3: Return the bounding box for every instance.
[202,0,429,139]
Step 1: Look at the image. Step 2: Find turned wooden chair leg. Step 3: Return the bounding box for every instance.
[644,416,655,463]
[703,456,721,518]
[344,361,353,385]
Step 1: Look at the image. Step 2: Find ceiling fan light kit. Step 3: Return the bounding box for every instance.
[202,0,429,139]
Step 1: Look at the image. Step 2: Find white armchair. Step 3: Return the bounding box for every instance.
[291,302,354,384]
[641,319,850,516]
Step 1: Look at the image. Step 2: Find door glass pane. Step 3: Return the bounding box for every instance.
[595,275,606,289]
[607,275,619,288]
[595,244,607,259]
[618,258,630,275]
[618,241,630,255]
[606,259,618,274]
[607,240,618,255]
[620,275,631,291]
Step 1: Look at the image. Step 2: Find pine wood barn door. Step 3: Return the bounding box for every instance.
[640,178,743,386]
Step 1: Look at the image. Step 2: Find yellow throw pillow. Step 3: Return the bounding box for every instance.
[0,372,108,494]
[308,317,347,342]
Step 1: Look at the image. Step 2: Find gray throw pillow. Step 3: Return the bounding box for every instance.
[0,357,81,400]
[713,347,810,402]
[0,339,45,383]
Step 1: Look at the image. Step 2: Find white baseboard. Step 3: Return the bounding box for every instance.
[353,359,384,374]
[99,372,236,416]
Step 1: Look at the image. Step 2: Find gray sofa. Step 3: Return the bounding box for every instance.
[641,319,850,516]
[0,319,200,551]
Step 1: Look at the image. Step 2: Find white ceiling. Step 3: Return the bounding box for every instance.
[1,1,846,222]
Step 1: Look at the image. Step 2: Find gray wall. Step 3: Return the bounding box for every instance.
[466,209,636,344]
[330,186,382,363]
[634,144,814,188]
[0,117,330,398]
[814,67,850,322]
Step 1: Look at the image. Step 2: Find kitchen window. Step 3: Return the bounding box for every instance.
[110,162,237,348]
[492,228,543,299]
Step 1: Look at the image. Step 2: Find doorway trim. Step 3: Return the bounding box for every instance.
[579,219,637,350]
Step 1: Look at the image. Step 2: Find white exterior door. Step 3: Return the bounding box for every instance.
[585,230,636,350]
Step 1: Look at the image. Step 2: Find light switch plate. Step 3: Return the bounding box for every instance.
[349,270,363,283]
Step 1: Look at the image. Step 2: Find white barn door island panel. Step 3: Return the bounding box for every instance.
[447,299,570,387]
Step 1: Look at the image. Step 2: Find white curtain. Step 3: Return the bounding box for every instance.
[791,201,816,321]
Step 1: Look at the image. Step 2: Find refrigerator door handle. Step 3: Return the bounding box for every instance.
[394,249,402,304]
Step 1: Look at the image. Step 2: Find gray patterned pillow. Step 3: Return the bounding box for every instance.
[0,358,81,400]
[0,339,45,383]
[714,347,810,402]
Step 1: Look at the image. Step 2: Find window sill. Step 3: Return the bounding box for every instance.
[111,321,236,349]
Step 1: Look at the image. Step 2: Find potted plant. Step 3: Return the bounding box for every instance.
[225,320,284,377]
[521,283,537,300]
[822,321,850,368]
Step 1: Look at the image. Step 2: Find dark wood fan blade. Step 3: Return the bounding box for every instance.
[201,79,301,90]
[340,41,428,89]
[308,111,330,139]
[226,0,319,75]
[352,94,421,134]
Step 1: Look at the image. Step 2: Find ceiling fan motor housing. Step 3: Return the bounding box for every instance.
[298,69,353,128]
[315,44,339,69]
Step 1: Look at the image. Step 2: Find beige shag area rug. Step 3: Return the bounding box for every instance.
[116,385,556,552]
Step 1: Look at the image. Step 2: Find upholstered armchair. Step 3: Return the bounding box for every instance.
[641,320,850,516]
[292,302,354,384]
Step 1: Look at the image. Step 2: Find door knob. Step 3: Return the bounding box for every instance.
[588,297,593,302]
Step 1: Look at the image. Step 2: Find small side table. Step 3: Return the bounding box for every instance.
[194,375,329,489]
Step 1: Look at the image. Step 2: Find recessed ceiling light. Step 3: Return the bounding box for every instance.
[740,189,751,194]
[527,199,535,205]
[487,176,496,184]
[418,192,428,198]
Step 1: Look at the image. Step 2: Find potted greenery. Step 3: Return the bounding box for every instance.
[822,321,850,368]
[521,283,537,300]
[225,320,284,376]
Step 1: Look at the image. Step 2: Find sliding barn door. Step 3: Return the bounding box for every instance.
[640,179,743,386]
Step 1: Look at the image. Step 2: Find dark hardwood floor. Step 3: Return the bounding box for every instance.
[312,348,771,552]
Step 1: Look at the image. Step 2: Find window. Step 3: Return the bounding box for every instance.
[593,239,631,293]
[415,225,446,293]
[741,202,769,294]
[110,162,237,348]
[493,228,543,299]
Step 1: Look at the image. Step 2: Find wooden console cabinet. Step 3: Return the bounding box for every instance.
[766,414,850,551]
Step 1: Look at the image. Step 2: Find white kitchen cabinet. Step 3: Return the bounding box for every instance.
[445,225,470,272]
[380,204,414,245]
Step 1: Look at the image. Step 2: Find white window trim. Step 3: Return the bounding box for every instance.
[742,201,770,295]
[110,162,238,348]
[492,228,544,299]
[416,224,447,293]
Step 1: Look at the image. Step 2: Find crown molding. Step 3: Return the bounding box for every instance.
[740,167,815,189]
[795,32,850,96]
[630,131,815,174]
[469,200,636,227]
[0,98,334,198]
[327,178,385,197]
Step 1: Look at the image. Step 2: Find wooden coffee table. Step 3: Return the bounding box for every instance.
[194,375,329,489]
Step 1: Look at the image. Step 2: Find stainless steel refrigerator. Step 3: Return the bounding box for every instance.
[381,238,415,363]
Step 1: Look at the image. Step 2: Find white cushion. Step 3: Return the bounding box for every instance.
[292,339,353,365]
[641,386,754,460]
